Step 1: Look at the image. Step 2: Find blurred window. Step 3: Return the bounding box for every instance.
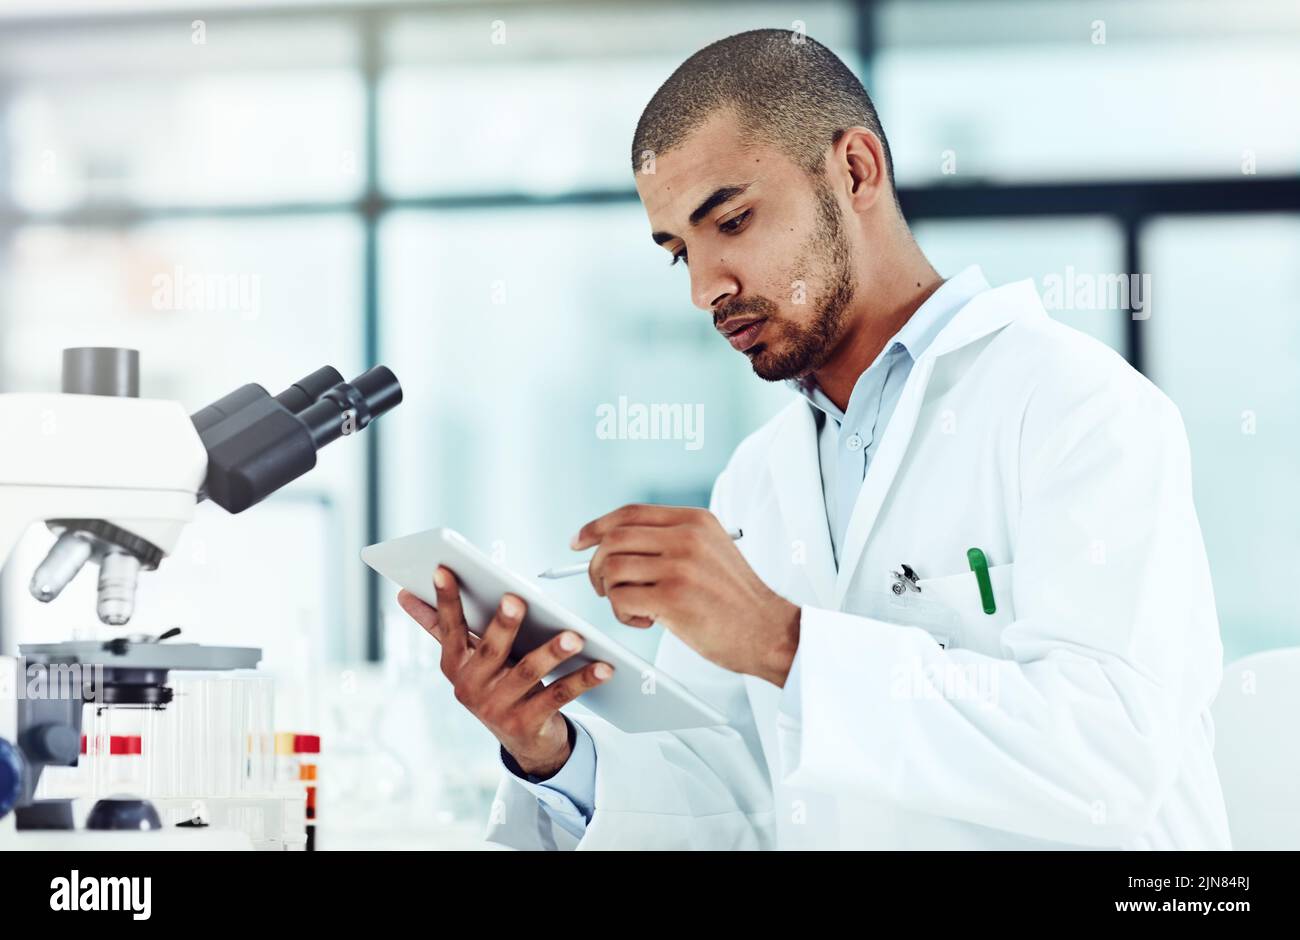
[913,216,1126,352]
[1145,214,1300,661]
[876,0,1300,184]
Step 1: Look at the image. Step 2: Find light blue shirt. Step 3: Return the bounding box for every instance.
[503,265,990,834]
[498,715,596,839]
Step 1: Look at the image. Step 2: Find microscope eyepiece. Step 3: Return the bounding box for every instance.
[351,365,403,417]
[273,366,345,415]
[193,364,402,514]
[298,366,403,450]
[190,385,266,435]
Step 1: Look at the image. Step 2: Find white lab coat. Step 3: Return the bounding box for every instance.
[486,277,1232,850]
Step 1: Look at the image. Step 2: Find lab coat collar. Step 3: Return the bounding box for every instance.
[784,264,990,420]
[926,276,1046,359]
[893,264,991,360]
[764,275,1047,609]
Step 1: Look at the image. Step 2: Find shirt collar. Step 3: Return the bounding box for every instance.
[892,263,989,360]
[788,264,990,420]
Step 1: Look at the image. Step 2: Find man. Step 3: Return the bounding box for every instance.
[398,29,1230,849]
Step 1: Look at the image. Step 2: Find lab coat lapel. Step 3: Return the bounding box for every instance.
[830,279,1040,606]
[766,402,837,608]
[832,355,937,606]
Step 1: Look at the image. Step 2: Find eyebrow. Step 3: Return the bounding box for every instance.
[651,182,753,245]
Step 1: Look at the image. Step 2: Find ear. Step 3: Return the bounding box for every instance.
[834,127,889,213]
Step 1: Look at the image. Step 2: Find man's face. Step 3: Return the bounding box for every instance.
[636,111,857,382]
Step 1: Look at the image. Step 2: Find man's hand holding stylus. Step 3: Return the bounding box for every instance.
[397,566,613,777]
[573,504,801,687]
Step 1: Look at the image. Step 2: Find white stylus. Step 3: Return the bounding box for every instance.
[537,528,744,579]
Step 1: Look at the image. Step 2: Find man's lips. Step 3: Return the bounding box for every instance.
[719,317,767,352]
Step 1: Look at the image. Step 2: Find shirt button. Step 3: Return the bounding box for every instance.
[845,433,864,452]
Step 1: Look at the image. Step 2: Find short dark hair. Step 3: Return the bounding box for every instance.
[631,28,894,189]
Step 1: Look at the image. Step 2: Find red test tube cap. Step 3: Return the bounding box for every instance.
[294,734,321,754]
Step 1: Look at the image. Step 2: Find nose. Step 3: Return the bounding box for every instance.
[690,259,739,313]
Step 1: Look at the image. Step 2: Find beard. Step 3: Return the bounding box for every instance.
[715,179,856,383]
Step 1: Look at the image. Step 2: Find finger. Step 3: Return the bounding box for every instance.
[519,663,614,726]
[597,552,670,596]
[571,504,701,551]
[495,629,586,705]
[397,590,440,638]
[461,594,526,688]
[607,584,661,628]
[519,662,615,727]
[437,634,480,690]
[587,526,672,597]
[433,566,469,656]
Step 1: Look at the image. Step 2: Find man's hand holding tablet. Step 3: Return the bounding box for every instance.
[397,568,613,779]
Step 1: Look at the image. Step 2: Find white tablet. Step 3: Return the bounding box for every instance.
[361,527,728,734]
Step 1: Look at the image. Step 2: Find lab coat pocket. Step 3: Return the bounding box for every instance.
[845,587,965,652]
[915,563,1015,657]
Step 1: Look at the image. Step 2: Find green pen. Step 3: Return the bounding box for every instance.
[967,547,997,615]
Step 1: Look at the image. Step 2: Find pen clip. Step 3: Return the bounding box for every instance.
[967,547,996,615]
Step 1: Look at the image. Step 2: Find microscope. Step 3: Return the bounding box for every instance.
[0,348,401,848]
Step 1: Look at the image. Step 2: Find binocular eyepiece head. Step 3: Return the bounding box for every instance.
[27,353,402,627]
[194,364,402,514]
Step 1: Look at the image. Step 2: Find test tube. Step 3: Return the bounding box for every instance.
[242,675,274,794]
[107,733,145,794]
[175,673,208,796]
[295,734,321,852]
[85,705,106,798]
[94,705,147,796]
[148,694,177,798]
[208,676,236,797]
[275,732,298,784]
